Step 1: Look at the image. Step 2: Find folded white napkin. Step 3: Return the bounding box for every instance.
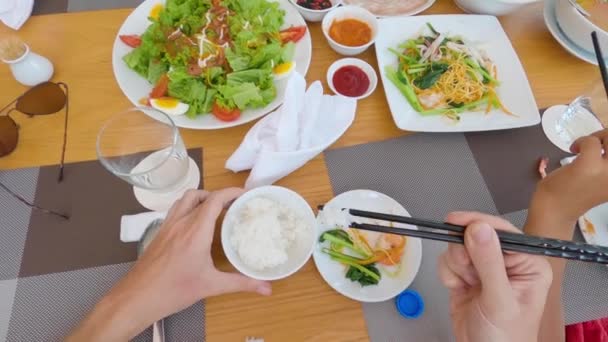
[226,73,357,189]
[0,0,33,30]
[120,211,166,243]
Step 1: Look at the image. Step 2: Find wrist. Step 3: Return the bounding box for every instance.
[67,277,157,341]
[526,191,577,240]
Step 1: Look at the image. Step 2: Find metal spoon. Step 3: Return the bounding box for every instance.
[137,219,166,342]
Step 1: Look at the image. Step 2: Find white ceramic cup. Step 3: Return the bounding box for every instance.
[322,5,378,56]
[1,44,54,86]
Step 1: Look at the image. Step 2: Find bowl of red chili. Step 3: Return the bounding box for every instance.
[289,0,341,22]
[327,58,377,100]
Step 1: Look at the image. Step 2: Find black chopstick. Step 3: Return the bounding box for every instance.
[348,208,608,257]
[591,31,608,100]
[349,222,608,265]
[344,208,608,265]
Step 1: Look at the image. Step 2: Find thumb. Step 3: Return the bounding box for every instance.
[465,222,513,310]
[214,272,272,296]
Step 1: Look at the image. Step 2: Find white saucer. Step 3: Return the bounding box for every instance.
[542,104,604,153]
[544,0,608,66]
[133,157,201,212]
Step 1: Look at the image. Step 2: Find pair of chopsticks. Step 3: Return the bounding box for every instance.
[344,208,608,265]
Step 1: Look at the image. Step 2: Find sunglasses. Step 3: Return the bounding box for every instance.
[0,81,70,219]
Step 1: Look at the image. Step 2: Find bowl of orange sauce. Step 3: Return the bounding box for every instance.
[322,5,378,56]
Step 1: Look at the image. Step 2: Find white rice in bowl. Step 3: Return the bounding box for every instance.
[230,197,309,270]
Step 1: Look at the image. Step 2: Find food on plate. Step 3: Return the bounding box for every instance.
[150,97,190,116]
[296,0,333,10]
[332,65,370,97]
[319,225,406,287]
[329,18,372,47]
[120,0,307,120]
[230,197,309,270]
[582,217,597,235]
[343,0,429,16]
[577,0,608,32]
[385,23,513,121]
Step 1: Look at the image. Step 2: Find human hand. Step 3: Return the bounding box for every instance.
[531,129,608,225]
[438,212,552,342]
[68,188,271,341]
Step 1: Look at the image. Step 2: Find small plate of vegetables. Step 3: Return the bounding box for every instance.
[313,189,422,302]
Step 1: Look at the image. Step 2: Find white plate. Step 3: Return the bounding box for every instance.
[544,0,608,66]
[375,15,540,132]
[343,0,436,17]
[112,0,312,130]
[578,203,608,247]
[313,190,422,302]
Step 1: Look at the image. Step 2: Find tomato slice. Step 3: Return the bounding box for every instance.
[279,26,307,44]
[150,74,169,99]
[212,102,241,122]
[119,34,142,48]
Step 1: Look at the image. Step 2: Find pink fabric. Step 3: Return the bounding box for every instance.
[567,318,608,342]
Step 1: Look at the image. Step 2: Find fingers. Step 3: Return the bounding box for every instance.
[212,271,272,296]
[437,253,468,290]
[446,211,520,233]
[464,222,514,311]
[194,187,245,240]
[591,129,608,155]
[571,134,603,161]
[444,243,479,286]
[166,189,210,222]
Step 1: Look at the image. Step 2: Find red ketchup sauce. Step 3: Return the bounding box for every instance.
[332,65,370,97]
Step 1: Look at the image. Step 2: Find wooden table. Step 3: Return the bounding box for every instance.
[0,1,601,340]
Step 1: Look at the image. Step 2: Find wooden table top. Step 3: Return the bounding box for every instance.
[0,0,601,340]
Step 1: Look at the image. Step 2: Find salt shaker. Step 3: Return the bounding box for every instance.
[1,43,54,86]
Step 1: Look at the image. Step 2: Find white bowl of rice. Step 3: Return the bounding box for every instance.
[221,186,316,281]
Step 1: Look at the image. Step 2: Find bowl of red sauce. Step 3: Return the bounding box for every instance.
[322,5,378,56]
[327,58,377,100]
[289,0,341,22]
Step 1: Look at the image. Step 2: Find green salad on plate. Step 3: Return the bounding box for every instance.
[120,0,306,121]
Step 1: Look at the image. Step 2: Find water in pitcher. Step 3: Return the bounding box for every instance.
[128,143,190,192]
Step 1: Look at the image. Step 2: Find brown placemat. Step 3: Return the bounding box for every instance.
[0,149,204,342]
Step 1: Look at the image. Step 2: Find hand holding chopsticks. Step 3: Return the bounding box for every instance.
[346,208,608,265]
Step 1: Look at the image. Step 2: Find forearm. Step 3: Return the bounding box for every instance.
[66,277,156,342]
[524,201,576,342]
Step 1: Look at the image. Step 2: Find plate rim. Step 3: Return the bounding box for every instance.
[374,14,541,133]
[312,189,423,303]
[111,0,312,130]
[342,0,437,18]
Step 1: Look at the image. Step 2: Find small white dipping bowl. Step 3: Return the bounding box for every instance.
[327,57,377,100]
[288,0,341,22]
[221,186,316,281]
[555,0,608,56]
[322,5,378,56]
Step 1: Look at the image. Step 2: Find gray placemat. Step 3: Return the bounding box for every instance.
[0,149,205,342]
[324,128,608,341]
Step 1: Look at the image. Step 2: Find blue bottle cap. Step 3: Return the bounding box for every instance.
[395,289,424,319]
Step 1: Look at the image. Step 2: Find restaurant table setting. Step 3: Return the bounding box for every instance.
[1,0,608,341]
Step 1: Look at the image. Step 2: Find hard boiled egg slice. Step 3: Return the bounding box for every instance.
[150,97,189,116]
[273,61,296,81]
[149,4,163,20]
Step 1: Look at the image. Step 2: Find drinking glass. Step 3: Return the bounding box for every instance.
[556,78,607,147]
[97,108,199,211]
